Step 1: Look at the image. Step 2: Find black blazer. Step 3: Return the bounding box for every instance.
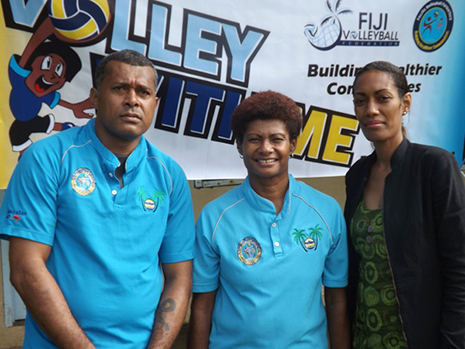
[344,138,465,349]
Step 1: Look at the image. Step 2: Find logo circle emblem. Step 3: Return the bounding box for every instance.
[71,168,96,196]
[304,237,315,250]
[413,0,453,52]
[144,198,155,210]
[237,237,262,265]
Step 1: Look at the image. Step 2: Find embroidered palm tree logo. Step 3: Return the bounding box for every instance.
[292,228,309,252]
[293,224,323,252]
[138,187,165,212]
[308,224,323,251]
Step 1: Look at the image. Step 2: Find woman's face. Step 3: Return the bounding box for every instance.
[353,70,411,145]
[237,119,296,183]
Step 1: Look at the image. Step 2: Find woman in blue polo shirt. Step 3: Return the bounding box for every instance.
[189,91,350,348]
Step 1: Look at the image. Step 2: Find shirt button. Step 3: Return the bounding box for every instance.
[272,223,276,228]
[111,190,117,196]
[274,241,280,247]
[109,173,113,177]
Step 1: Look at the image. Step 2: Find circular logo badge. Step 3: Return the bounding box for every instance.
[304,237,315,250]
[144,198,155,210]
[413,0,453,52]
[237,237,262,265]
[71,168,96,196]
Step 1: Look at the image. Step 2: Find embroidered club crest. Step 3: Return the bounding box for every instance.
[292,224,323,252]
[237,237,262,265]
[71,168,96,196]
[137,186,165,212]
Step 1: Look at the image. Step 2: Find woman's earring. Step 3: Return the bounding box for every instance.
[239,154,243,159]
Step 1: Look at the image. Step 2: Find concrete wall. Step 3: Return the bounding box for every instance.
[191,176,346,218]
[0,176,346,348]
[0,288,23,348]
[0,253,23,349]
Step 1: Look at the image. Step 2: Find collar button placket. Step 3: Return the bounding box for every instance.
[271,220,283,256]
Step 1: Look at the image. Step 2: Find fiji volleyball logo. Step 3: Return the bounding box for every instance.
[413,0,453,52]
[48,0,111,44]
[304,0,352,51]
[304,0,400,50]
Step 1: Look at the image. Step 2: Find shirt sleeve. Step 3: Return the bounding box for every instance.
[192,207,221,293]
[0,142,59,245]
[158,161,195,264]
[323,205,349,288]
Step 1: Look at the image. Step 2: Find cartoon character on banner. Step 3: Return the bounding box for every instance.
[8,0,111,157]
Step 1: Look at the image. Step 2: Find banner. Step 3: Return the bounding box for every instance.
[1,0,464,188]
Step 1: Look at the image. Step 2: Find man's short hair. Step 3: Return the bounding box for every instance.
[94,49,158,90]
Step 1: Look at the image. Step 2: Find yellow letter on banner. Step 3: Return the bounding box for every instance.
[322,115,359,165]
[294,109,327,159]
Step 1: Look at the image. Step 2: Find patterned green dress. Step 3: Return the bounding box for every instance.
[350,200,408,349]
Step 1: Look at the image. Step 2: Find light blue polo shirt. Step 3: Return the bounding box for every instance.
[0,119,195,349]
[193,175,348,349]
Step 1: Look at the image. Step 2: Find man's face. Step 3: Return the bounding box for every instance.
[91,61,159,154]
[25,54,67,97]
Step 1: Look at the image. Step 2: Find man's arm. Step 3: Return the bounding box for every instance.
[9,237,95,349]
[187,291,217,349]
[147,260,192,349]
[325,287,350,349]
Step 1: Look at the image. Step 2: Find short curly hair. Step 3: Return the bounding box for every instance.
[231,91,302,143]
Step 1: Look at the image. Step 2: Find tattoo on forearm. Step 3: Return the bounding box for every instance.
[155,298,176,332]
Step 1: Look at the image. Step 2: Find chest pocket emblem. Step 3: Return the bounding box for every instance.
[292,224,322,252]
[138,187,165,212]
[71,168,96,196]
[237,237,262,265]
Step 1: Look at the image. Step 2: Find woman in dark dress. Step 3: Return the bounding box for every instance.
[344,61,465,348]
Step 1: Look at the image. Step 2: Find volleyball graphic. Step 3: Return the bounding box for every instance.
[48,0,111,43]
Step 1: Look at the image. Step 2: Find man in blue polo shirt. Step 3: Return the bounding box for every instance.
[0,49,195,348]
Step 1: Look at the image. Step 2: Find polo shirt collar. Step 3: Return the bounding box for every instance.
[84,118,146,172]
[241,174,295,218]
[278,175,294,219]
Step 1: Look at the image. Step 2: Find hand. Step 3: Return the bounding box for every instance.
[72,99,94,119]
[59,99,94,119]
